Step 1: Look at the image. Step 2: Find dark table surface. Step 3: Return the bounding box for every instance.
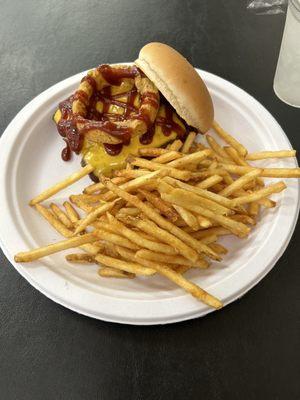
[1,1,299,399]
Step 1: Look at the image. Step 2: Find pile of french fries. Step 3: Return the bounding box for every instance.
[15,120,299,310]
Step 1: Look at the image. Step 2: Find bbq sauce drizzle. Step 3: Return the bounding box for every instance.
[56,64,190,161]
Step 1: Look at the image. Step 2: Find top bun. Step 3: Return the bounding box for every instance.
[135,42,214,133]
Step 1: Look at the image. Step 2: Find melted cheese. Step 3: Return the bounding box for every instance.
[54,102,184,177]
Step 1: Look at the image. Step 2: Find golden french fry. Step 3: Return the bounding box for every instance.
[66,253,95,263]
[74,199,120,235]
[106,213,178,255]
[175,265,192,274]
[168,139,183,151]
[224,146,265,187]
[15,233,98,263]
[63,201,80,223]
[84,176,128,194]
[135,257,223,309]
[94,227,139,250]
[160,186,232,216]
[29,164,93,205]
[212,121,247,157]
[173,205,199,231]
[257,198,276,208]
[70,194,106,204]
[162,177,235,210]
[181,131,197,154]
[219,169,261,197]
[102,169,169,202]
[231,182,286,205]
[70,195,94,213]
[192,227,231,239]
[138,189,178,221]
[161,192,250,238]
[197,215,212,228]
[50,203,73,228]
[135,249,208,269]
[102,178,220,261]
[206,135,231,160]
[95,253,155,276]
[190,169,228,180]
[98,267,135,279]
[116,207,140,217]
[246,150,296,160]
[167,149,212,169]
[209,243,228,255]
[138,148,170,157]
[230,214,256,225]
[221,164,300,178]
[248,202,260,217]
[195,175,223,189]
[154,151,182,164]
[127,157,191,181]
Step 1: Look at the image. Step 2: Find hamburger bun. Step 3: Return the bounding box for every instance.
[135,42,214,133]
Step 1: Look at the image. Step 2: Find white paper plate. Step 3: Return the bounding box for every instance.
[0,67,299,325]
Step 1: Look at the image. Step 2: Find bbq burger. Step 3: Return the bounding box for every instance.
[53,42,214,180]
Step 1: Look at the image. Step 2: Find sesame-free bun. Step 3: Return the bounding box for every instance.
[135,42,214,133]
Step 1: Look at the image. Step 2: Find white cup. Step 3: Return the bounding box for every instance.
[273,0,300,107]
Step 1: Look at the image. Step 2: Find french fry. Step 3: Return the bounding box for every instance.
[127,157,191,181]
[161,192,250,238]
[74,199,121,235]
[135,257,223,309]
[102,169,169,201]
[106,213,178,255]
[102,178,220,261]
[224,146,265,187]
[212,121,247,157]
[35,204,101,255]
[168,139,183,151]
[230,214,256,225]
[29,164,94,205]
[246,150,296,160]
[135,249,208,268]
[195,175,223,189]
[197,215,212,228]
[257,198,276,208]
[231,182,286,205]
[84,176,128,194]
[221,164,300,178]
[95,253,155,276]
[94,227,140,250]
[192,227,231,239]
[153,151,182,164]
[70,194,106,204]
[160,185,232,216]
[138,189,178,221]
[116,207,140,217]
[181,131,197,154]
[70,195,94,213]
[50,203,73,228]
[219,169,261,197]
[63,201,80,223]
[209,243,228,255]
[173,205,199,230]
[98,267,135,279]
[249,201,260,217]
[175,265,192,274]
[114,169,151,179]
[167,149,212,169]
[162,177,235,209]
[66,253,96,263]
[15,233,98,263]
[138,148,170,157]
[206,135,231,160]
